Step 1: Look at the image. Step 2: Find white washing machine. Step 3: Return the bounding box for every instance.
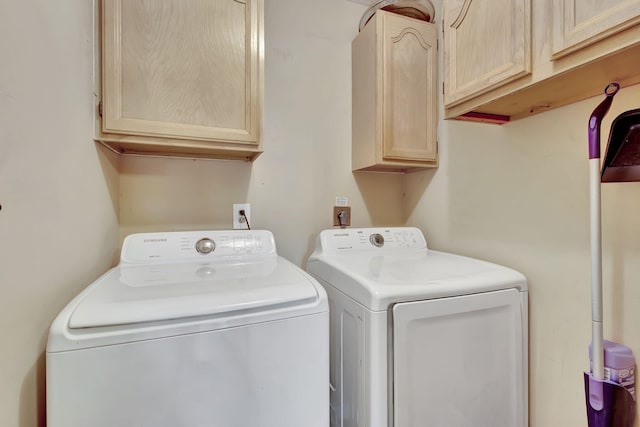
[306,227,528,427]
[47,230,328,427]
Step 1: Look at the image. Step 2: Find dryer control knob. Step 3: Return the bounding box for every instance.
[195,238,216,254]
[370,233,385,247]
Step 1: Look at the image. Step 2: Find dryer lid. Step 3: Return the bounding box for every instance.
[310,250,525,311]
[307,228,526,311]
[68,257,320,329]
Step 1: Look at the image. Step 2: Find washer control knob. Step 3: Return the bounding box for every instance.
[370,233,384,247]
[195,238,216,254]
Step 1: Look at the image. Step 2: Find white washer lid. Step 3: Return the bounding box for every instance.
[69,257,320,329]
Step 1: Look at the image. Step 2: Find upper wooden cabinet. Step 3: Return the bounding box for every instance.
[443,0,640,122]
[352,11,438,173]
[443,0,531,107]
[552,0,640,59]
[97,0,264,160]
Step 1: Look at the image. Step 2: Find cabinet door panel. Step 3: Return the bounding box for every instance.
[382,14,437,161]
[552,0,640,59]
[103,0,260,144]
[443,0,531,107]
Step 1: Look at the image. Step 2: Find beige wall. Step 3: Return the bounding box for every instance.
[3,0,639,426]
[405,81,640,425]
[119,0,404,266]
[0,1,120,426]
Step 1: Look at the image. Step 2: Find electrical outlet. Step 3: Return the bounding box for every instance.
[333,206,351,227]
[233,203,251,229]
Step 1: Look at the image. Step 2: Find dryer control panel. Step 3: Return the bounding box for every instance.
[317,227,427,254]
[120,230,277,264]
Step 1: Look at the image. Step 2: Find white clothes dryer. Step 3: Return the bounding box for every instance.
[47,230,328,427]
[307,227,528,427]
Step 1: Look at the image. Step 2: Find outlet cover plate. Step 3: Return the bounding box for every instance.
[233,203,251,229]
[333,206,351,227]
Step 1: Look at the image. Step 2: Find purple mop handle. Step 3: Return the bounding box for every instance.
[587,82,620,414]
[589,83,620,159]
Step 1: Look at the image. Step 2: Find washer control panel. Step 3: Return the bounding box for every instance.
[120,230,276,263]
[318,227,427,253]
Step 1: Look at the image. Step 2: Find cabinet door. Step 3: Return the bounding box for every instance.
[382,13,437,162]
[552,0,640,59]
[102,0,260,145]
[443,0,531,107]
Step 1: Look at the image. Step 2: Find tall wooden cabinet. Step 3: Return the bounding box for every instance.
[352,11,438,173]
[442,0,640,121]
[97,0,264,160]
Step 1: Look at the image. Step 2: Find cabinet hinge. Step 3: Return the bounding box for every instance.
[98,101,103,118]
[442,82,445,95]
